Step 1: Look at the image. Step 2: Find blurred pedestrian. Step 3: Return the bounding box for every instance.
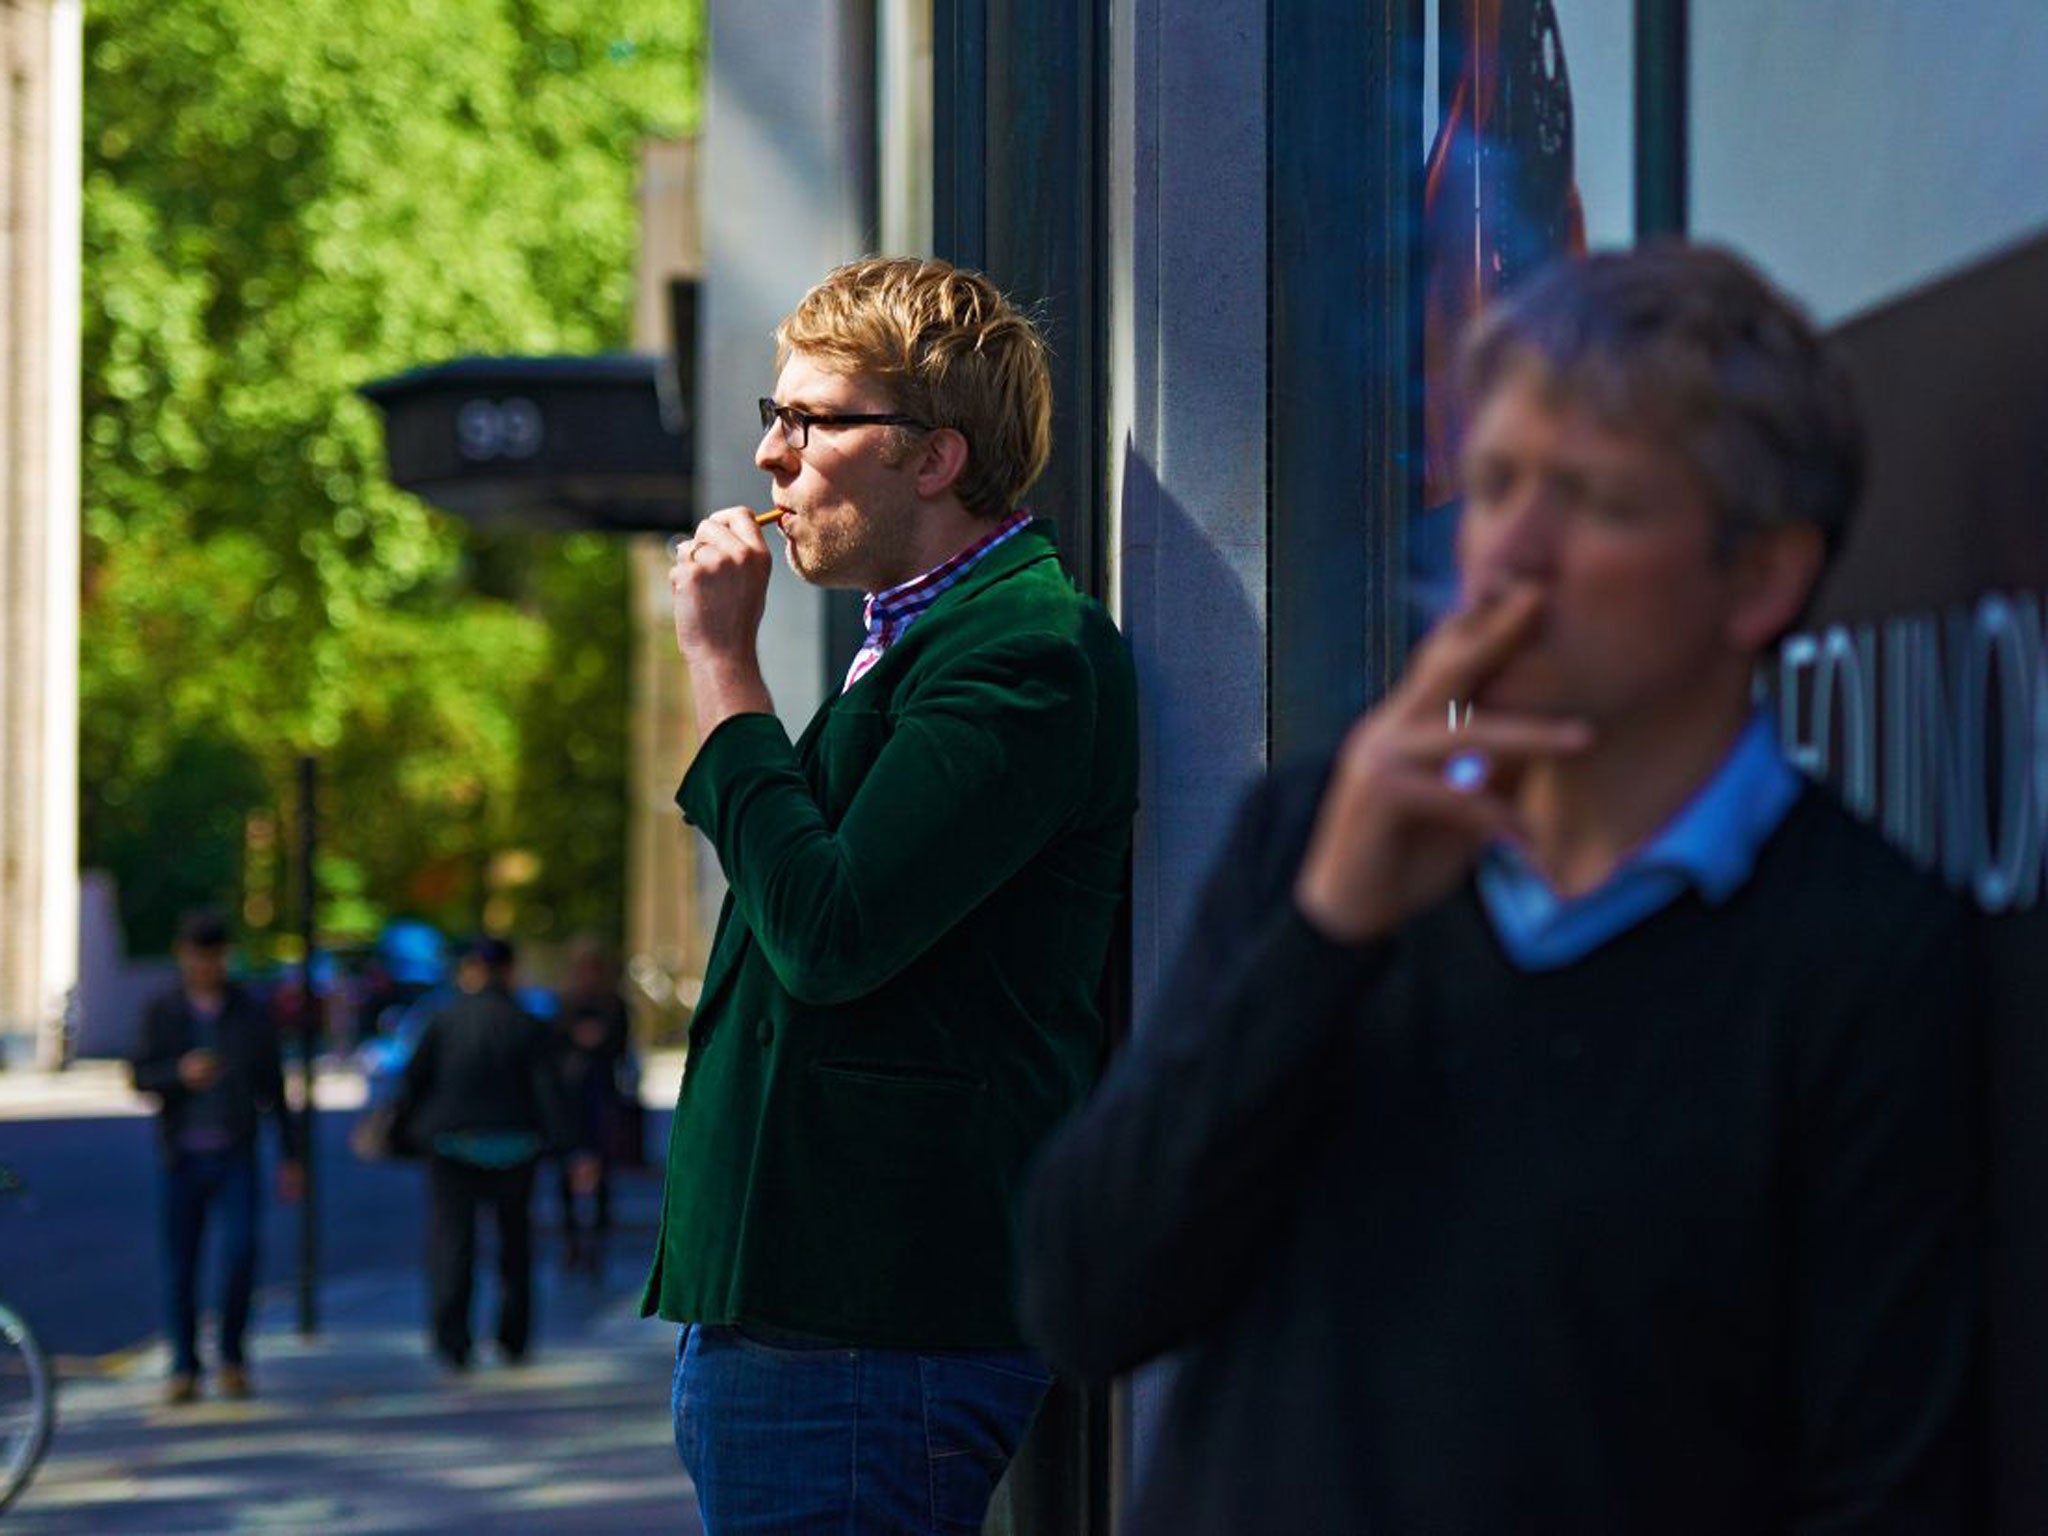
[1021,244,1982,1533]
[551,935,632,1276]
[129,910,304,1405]
[389,936,571,1370]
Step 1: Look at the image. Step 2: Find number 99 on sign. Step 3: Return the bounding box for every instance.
[456,397,545,462]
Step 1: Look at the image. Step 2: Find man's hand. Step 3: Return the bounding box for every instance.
[569,1152,602,1197]
[672,507,773,660]
[672,508,777,738]
[276,1160,305,1204]
[1293,585,1591,943]
[177,1048,222,1090]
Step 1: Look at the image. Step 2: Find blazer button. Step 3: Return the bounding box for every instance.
[756,1020,774,1047]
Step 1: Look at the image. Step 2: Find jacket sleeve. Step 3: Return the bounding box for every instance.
[1790,902,1982,1533]
[129,996,184,1101]
[388,1016,441,1153]
[1018,765,1389,1380]
[679,629,1105,1006]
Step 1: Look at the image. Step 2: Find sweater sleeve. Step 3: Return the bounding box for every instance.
[677,629,1103,1007]
[1790,897,1981,1533]
[1018,766,1389,1379]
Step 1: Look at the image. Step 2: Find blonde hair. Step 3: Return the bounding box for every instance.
[775,257,1053,518]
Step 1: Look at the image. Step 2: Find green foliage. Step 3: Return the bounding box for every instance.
[81,0,701,956]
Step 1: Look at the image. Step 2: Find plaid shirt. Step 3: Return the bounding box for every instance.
[841,510,1035,692]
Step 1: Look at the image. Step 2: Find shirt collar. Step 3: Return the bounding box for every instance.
[1488,711,1799,904]
[1475,712,1802,971]
[863,509,1035,628]
[1624,710,1801,902]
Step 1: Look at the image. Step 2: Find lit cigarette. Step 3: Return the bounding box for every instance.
[667,510,785,559]
[1445,702,1484,791]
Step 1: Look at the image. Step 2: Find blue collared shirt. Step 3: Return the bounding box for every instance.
[1475,713,1801,971]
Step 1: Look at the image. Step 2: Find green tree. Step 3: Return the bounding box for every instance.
[81,0,701,957]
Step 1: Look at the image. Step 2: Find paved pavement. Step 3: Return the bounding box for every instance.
[1,1056,702,1534]
[0,1052,689,1125]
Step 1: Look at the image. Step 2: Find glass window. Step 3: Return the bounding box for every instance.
[1690,1,2048,913]
[1692,0,2048,325]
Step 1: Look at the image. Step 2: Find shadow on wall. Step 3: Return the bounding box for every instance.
[1115,438,1267,992]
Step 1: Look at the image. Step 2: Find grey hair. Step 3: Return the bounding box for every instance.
[1460,242,1863,565]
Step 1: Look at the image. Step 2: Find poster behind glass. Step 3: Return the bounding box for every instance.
[1412,0,1633,636]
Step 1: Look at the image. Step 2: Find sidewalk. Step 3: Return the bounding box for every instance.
[1,1051,700,1533]
[0,1051,689,1124]
[6,1246,699,1534]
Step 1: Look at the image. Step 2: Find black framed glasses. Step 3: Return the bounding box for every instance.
[757,397,932,450]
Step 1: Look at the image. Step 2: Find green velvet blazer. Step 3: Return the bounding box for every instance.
[641,520,1139,1349]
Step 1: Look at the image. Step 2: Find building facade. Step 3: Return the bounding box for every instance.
[694,1,2048,1529]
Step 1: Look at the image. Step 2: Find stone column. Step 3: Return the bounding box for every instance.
[0,0,82,1069]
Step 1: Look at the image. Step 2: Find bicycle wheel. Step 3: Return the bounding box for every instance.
[0,1298,55,1515]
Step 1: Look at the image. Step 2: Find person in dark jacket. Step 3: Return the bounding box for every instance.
[1021,245,1982,1534]
[130,910,303,1405]
[390,936,572,1370]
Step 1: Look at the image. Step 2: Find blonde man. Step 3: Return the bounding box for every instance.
[647,257,1139,1533]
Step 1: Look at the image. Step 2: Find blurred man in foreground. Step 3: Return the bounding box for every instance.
[131,910,303,1404]
[1022,245,1981,1533]
[647,256,1138,1533]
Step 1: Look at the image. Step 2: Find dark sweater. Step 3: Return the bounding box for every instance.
[1021,764,1981,1535]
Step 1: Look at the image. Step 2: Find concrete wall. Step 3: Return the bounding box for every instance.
[701,0,874,727]
[1110,1,1268,1051]
[690,0,875,937]
[1105,0,1271,1492]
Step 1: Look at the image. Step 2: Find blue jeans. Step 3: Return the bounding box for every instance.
[673,1323,1052,1534]
[160,1148,260,1375]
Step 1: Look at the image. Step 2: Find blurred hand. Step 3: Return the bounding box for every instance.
[276,1160,305,1204]
[1293,585,1592,942]
[569,1153,602,1197]
[177,1048,222,1090]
